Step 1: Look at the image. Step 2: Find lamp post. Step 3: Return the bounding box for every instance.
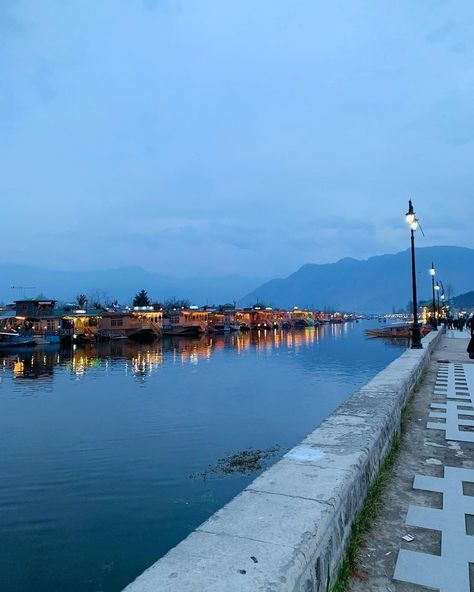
[405,200,422,348]
[429,263,438,331]
[435,281,441,325]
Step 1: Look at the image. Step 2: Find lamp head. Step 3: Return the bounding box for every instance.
[430,262,435,276]
[405,200,415,225]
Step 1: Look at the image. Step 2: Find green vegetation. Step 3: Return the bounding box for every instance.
[133,289,151,307]
[329,371,427,592]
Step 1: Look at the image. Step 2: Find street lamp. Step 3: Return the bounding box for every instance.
[405,200,422,348]
[435,281,441,325]
[429,263,438,331]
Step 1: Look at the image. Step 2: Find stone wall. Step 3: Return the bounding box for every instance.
[123,330,442,592]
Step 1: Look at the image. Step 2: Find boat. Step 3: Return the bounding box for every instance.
[162,323,205,337]
[0,331,36,348]
[208,323,231,334]
[365,324,431,339]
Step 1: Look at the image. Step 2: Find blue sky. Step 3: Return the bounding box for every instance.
[1,0,473,278]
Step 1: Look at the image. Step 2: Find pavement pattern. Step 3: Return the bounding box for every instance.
[348,332,474,592]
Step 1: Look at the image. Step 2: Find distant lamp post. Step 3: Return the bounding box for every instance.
[429,263,438,331]
[405,200,422,348]
[435,281,441,324]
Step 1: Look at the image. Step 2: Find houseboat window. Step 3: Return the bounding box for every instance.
[111,318,123,327]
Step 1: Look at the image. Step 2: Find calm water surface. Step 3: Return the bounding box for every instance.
[0,321,405,592]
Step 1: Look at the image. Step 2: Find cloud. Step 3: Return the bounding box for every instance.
[0,0,473,278]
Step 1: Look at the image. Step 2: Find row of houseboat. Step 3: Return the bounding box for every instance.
[0,299,357,348]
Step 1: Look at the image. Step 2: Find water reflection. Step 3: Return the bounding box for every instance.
[1,325,357,381]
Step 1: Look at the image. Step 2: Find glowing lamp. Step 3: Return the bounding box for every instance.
[405,200,415,225]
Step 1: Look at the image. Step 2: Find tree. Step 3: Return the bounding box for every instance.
[88,289,109,309]
[133,289,151,307]
[163,297,190,311]
[76,294,88,308]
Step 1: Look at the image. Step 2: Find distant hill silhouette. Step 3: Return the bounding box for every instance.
[0,263,264,306]
[2,246,472,312]
[452,290,474,310]
[240,246,474,313]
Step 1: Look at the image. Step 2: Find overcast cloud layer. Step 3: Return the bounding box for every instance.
[1,0,473,278]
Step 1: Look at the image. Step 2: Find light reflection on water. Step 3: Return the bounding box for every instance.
[0,322,406,592]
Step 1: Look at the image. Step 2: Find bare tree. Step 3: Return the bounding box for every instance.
[163,297,190,311]
[88,290,109,309]
[76,294,88,308]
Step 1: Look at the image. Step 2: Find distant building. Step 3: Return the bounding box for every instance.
[15,299,56,318]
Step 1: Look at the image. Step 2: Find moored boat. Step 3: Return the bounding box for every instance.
[366,323,431,339]
[0,331,36,348]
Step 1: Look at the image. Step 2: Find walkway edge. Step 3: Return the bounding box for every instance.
[123,330,442,592]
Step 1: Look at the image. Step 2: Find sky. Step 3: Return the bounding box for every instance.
[1,0,473,279]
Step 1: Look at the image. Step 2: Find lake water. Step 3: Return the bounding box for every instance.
[0,322,405,592]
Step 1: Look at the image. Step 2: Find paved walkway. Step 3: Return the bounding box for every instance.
[348,331,473,592]
[445,328,471,340]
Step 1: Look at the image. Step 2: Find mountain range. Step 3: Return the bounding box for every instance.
[453,291,474,309]
[239,246,474,313]
[1,246,472,312]
[0,263,263,306]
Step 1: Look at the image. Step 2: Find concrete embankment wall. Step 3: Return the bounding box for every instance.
[124,330,442,592]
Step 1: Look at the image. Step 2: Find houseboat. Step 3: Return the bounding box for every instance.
[98,307,162,342]
[14,299,62,344]
[162,308,207,336]
[61,308,103,343]
[207,309,237,333]
[235,307,276,330]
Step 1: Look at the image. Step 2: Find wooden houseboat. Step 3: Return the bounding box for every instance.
[98,307,162,342]
[162,308,207,336]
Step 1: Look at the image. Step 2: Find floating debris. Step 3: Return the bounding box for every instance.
[189,445,282,479]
